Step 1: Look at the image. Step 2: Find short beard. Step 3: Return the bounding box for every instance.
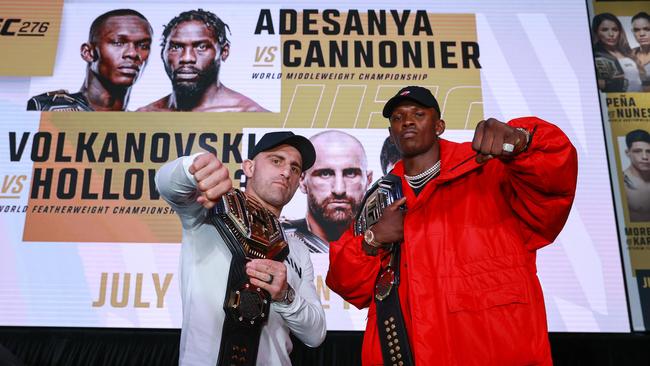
[166,61,218,111]
[308,194,359,241]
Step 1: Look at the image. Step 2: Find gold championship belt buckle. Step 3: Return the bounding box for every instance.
[354,175,403,301]
[595,56,624,80]
[354,175,403,236]
[214,189,290,326]
[374,267,396,301]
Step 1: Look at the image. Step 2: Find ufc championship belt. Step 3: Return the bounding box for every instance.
[282,218,329,253]
[594,56,628,91]
[355,174,414,366]
[210,189,289,366]
[26,90,94,111]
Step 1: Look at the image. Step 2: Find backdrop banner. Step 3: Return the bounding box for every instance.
[0,0,629,332]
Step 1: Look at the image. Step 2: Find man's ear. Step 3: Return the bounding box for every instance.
[220,43,230,61]
[388,127,394,143]
[242,159,254,178]
[435,119,446,136]
[81,43,97,63]
[366,169,373,187]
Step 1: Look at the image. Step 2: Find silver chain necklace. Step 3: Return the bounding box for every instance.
[404,160,441,189]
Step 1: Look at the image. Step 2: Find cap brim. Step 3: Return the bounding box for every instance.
[268,135,316,172]
[382,95,432,118]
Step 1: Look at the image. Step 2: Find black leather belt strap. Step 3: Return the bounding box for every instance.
[211,215,267,366]
[375,244,415,366]
[353,174,412,364]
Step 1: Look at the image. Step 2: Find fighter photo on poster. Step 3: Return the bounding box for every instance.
[591,0,650,332]
[26,9,153,111]
[591,11,650,93]
[26,4,279,112]
[620,130,650,222]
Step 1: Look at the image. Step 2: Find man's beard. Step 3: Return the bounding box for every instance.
[308,194,360,240]
[166,61,218,111]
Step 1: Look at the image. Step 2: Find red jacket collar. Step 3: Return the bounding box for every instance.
[390,139,483,208]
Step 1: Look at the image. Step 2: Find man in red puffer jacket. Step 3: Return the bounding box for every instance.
[327,86,577,366]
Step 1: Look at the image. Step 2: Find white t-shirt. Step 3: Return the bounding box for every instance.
[156,155,326,366]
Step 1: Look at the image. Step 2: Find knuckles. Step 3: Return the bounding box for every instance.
[196,167,231,194]
[204,188,225,201]
[192,154,223,173]
[197,180,210,192]
[483,118,500,126]
[473,118,510,152]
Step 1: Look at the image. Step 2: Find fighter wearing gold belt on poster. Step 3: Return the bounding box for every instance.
[27,9,152,111]
[156,131,325,365]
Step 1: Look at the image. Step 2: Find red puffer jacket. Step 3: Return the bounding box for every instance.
[327,117,578,366]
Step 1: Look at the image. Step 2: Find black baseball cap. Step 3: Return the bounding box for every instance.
[382,86,441,118]
[249,131,316,171]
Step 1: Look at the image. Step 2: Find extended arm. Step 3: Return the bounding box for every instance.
[155,152,232,229]
[503,117,578,249]
[472,117,578,249]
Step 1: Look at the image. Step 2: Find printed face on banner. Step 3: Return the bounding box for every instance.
[596,20,621,48]
[162,20,228,108]
[591,10,650,94]
[26,6,279,112]
[618,132,650,224]
[627,141,650,173]
[632,17,650,47]
[85,15,153,87]
[299,131,372,242]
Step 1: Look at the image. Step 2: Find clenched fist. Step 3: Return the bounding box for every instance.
[472,118,529,164]
[188,153,232,209]
[369,197,407,247]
